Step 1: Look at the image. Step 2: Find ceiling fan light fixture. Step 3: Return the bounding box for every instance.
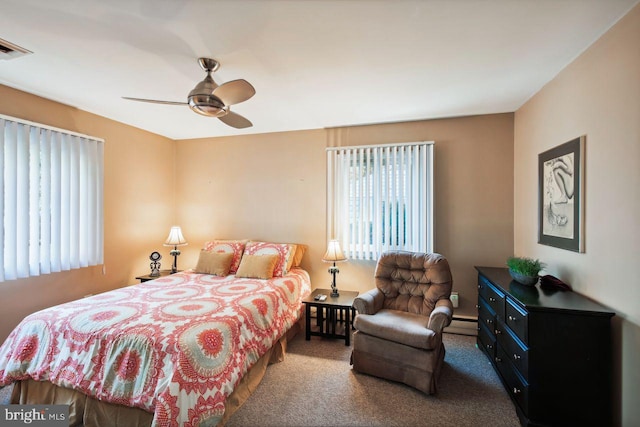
[188,95,227,117]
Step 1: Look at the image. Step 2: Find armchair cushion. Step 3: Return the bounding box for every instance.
[353,309,438,350]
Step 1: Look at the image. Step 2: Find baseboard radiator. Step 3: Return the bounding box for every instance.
[444,315,477,336]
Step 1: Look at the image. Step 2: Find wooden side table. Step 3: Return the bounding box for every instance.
[303,288,359,346]
[135,270,180,283]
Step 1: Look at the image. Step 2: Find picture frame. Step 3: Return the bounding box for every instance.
[538,136,585,252]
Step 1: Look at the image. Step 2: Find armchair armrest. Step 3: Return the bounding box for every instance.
[427,298,453,333]
[352,288,384,315]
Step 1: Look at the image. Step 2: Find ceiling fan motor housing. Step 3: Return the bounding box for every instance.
[188,72,226,117]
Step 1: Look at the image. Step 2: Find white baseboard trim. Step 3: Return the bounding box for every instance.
[444,315,478,336]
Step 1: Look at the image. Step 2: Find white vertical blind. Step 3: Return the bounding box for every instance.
[50,131,62,273]
[0,115,104,282]
[40,130,52,274]
[17,124,29,278]
[327,142,434,260]
[28,127,40,277]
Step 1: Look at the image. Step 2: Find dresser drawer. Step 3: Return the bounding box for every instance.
[496,319,529,381]
[506,297,528,344]
[477,322,496,361]
[478,275,505,320]
[496,345,529,416]
[478,296,497,332]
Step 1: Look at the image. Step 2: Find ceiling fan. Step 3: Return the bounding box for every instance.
[123,57,255,129]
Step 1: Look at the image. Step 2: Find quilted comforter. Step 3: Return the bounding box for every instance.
[0,269,311,426]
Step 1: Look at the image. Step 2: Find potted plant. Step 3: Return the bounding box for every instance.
[506,256,544,286]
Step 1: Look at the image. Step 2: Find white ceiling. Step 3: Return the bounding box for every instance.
[0,0,637,140]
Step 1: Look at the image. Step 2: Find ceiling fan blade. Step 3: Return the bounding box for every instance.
[213,79,255,106]
[122,97,187,106]
[218,111,253,129]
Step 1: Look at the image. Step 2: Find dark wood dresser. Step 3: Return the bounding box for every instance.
[475,267,615,427]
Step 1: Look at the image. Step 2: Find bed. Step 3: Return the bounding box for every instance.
[0,240,311,426]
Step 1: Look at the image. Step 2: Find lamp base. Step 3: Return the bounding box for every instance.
[329,263,340,297]
[170,247,181,274]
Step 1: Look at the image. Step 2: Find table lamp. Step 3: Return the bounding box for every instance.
[164,226,188,273]
[322,239,347,297]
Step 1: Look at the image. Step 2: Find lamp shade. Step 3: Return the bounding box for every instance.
[163,226,188,246]
[322,239,346,262]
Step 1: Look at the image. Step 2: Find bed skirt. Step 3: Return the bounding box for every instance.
[11,318,303,427]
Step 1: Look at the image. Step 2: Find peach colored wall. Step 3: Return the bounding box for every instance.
[514,4,640,425]
[175,113,515,319]
[174,129,327,282]
[0,84,176,343]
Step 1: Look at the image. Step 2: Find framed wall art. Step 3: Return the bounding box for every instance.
[538,136,585,252]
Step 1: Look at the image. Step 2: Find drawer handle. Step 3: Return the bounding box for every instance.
[494,356,502,363]
[485,319,493,324]
[475,304,479,309]
[508,315,517,321]
[494,329,501,335]
[486,344,493,350]
[489,297,496,302]
[478,284,482,289]
[513,354,521,360]
[513,387,521,395]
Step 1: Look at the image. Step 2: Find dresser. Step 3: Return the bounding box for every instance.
[475,267,614,427]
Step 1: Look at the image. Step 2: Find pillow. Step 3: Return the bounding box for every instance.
[194,250,234,276]
[285,246,297,272]
[292,244,308,267]
[235,254,279,280]
[244,241,297,277]
[202,239,248,273]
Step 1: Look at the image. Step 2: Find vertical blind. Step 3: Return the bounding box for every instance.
[327,142,434,261]
[0,115,104,282]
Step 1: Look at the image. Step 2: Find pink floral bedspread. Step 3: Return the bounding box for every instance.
[0,269,311,426]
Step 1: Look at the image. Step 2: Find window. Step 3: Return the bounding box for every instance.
[0,115,104,282]
[326,142,434,261]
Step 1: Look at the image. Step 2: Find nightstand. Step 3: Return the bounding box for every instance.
[303,288,359,346]
[135,269,180,283]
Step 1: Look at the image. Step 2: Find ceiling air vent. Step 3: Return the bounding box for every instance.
[0,37,32,60]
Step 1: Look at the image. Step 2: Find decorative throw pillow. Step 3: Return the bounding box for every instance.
[243,242,297,277]
[194,250,234,276]
[235,254,279,280]
[291,244,308,267]
[202,239,248,273]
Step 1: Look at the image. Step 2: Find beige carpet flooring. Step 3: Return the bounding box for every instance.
[226,332,520,427]
[0,333,520,427]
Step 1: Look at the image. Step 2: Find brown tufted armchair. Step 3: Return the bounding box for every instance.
[351,251,453,394]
